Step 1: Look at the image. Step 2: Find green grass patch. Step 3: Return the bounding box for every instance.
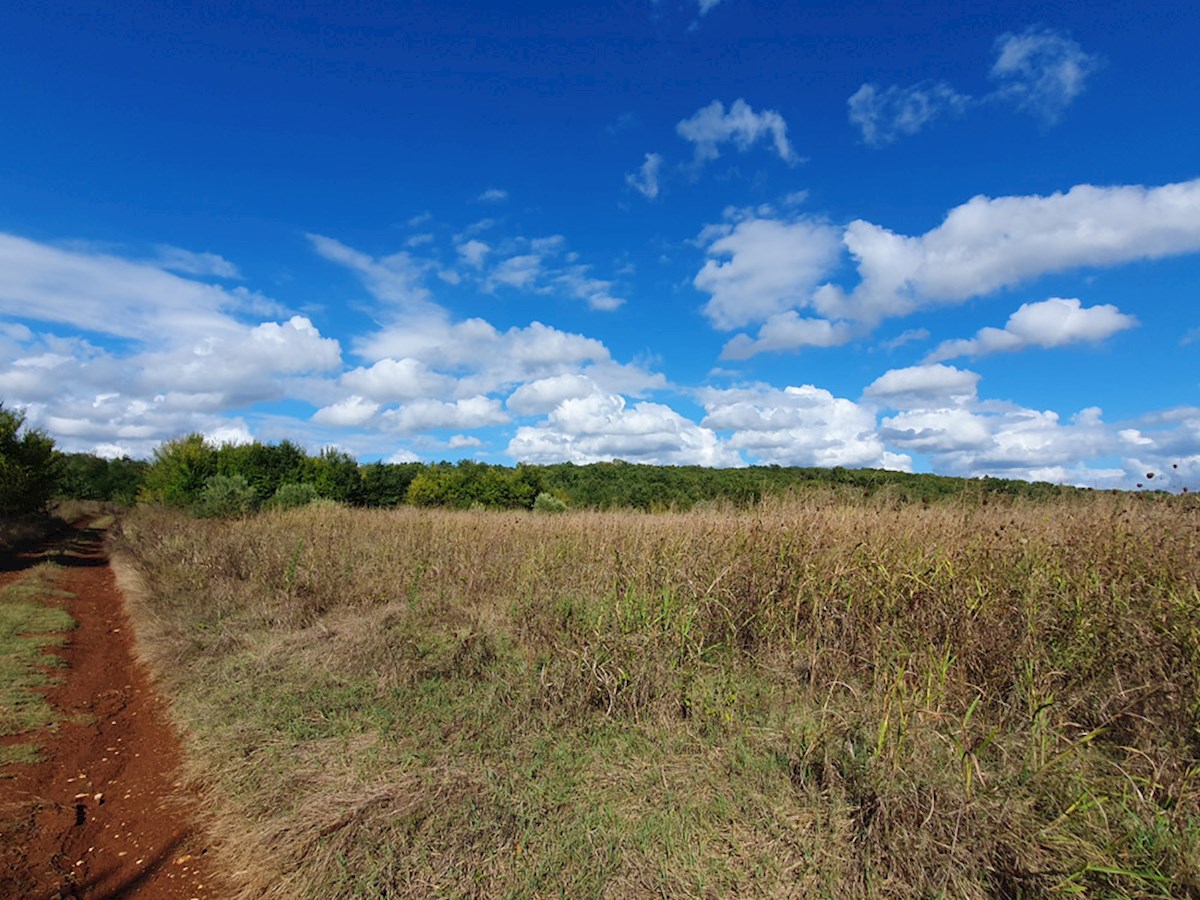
[0,564,75,759]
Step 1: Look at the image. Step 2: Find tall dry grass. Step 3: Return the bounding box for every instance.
[114,492,1200,897]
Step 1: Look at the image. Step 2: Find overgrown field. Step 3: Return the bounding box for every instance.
[115,494,1200,898]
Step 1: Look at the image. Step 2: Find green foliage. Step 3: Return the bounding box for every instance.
[0,404,59,518]
[533,491,568,513]
[131,431,1092,521]
[405,460,540,508]
[304,448,363,503]
[267,482,319,510]
[194,473,257,518]
[359,461,422,507]
[55,452,148,503]
[215,440,308,500]
[139,433,216,507]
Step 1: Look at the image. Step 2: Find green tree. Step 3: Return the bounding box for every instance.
[303,448,363,503]
[360,462,424,507]
[56,453,148,503]
[139,434,216,507]
[0,404,58,518]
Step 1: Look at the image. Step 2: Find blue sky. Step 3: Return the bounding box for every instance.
[1,0,1198,489]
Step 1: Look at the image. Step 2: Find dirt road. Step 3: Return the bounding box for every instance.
[0,521,224,899]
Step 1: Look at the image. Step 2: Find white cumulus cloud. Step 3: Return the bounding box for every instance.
[383,396,509,435]
[506,374,597,416]
[863,364,981,409]
[509,389,741,467]
[340,357,455,402]
[925,297,1138,362]
[694,215,843,330]
[721,313,854,360]
[312,395,381,427]
[816,179,1200,326]
[699,383,910,470]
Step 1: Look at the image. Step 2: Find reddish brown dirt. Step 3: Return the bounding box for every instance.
[0,522,225,899]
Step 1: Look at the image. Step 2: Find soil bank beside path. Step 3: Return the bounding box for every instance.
[0,520,225,899]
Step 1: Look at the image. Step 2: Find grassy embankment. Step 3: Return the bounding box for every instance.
[0,564,75,767]
[115,492,1200,898]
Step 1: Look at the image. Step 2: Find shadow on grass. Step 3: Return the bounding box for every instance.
[0,526,110,575]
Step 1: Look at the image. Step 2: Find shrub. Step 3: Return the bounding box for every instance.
[267,482,319,510]
[194,473,257,518]
[532,491,568,513]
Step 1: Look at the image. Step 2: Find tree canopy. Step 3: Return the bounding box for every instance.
[0,404,58,518]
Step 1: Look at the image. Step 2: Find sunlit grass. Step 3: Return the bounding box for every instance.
[0,563,75,759]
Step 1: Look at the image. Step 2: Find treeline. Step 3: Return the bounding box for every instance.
[3,413,1088,523]
[1,404,150,518]
[132,433,1084,516]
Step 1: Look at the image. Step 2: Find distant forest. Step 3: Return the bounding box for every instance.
[42,432,1088,517]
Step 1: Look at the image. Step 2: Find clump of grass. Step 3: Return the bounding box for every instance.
[114,492,1200,897]
[0,563,75,760]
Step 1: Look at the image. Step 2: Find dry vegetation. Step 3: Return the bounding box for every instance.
[113,492,1200,898]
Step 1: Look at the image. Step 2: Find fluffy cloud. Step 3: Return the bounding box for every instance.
[312,395,381,427]
[699,383,910,469]
[477,188,508,203]
[1118,409,1200,491]
[135,316,341,401]
[340,358,455,402]
[990,27,1102,124]
[863,364,981,409]
[926,298,1138,362]
[848,81,970,146]
[863,364,1128,484]
[721,313,854,359]
[355,316,661,402]
[694,216,843,330]
[1,309,342,447]
[626,152,663,199]
[816,179,1200,325]
[383,396,509,435]
[506,374,597,415]
[509,389,742,467]
[880,404,1117,480]
[676,99,797,166]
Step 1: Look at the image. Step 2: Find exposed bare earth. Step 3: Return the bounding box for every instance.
[0,521,223,899]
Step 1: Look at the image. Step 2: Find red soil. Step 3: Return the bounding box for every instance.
[0,522,225,899]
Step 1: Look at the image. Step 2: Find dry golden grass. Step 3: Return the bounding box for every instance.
[114,491,1200,898]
